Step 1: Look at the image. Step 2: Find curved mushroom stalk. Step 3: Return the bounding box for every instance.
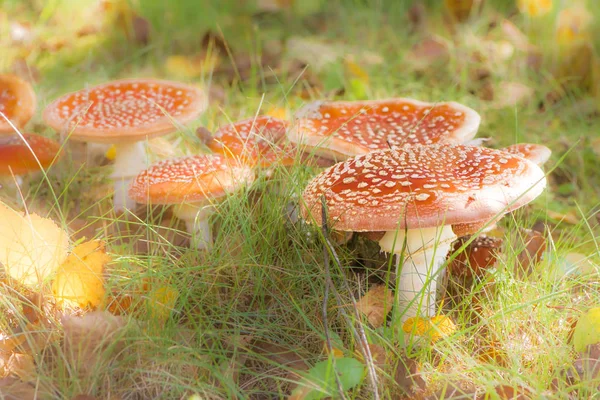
[172,202,215,250]
[379,225,457,322]
[111,141,148,212]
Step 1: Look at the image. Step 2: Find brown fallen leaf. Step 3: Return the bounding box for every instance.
[425,380,478,399]
[547,210,580,225]
[494,384,532,399]
[355,284,394,328]
[394,354,426,398]
[0,376,37,400]
[571,343,600,382]
[61,311,127,377]
[249,340,309,394]
[3,353,35,382]
[516,229,547,277]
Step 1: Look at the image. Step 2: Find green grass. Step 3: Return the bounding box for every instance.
[1,0,600,398]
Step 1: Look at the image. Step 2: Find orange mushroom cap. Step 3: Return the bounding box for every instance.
[0,74,37,133]
[209,116,296,167]
[43,79,207,144]
[289,98,480,160]
[502,143,551,166]
[128,154,254,205]
[0,133,62,175]
[301,144,546,232]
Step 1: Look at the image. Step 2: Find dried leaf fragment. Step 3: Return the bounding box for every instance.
[356,284,394,328]
[402,315,457,343]
[53,240,110,309]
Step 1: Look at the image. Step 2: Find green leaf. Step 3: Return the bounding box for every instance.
[573,307,600,352]
[290,357,365,400]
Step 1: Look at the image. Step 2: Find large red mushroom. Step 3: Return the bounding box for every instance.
[0,74,36,133]
[301,144,546,322]
[43,78,207,212]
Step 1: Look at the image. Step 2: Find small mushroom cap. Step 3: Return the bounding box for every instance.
[128,154,254,205]
[289,98,481,160]
[0,133,62,175]
[301,144,546,232]
[502,143,551,166]
[448,235,503,277]
[209,116,296,167]
[0,74,37,133]
[43,79,207,144]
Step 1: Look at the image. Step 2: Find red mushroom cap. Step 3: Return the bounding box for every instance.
[0,74,37,133]
[209,116,296,167]
[43,79,207,144]
[449,235,503,277]
[301,144,546,232]
[128,154,254,205]
[502,143,551,166]
[289,98,480,160]
[0,133,62,175]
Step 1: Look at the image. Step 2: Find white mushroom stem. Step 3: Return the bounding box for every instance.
[111,141,147,212]
[378,225,457,323]
[172,202,216,250]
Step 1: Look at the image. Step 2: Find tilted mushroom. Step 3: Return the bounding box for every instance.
[0,74,36,133]
[502,143,552,166]
[0,133,62,189]
[43,78,207,212]
[128,154,254,250]
[301,144,546,321]
[208,116,296,168]
[289,98,480,161]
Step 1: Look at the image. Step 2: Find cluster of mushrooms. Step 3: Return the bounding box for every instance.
[0,74,551,324]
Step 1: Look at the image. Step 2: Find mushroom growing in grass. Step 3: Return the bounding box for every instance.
[128,154,254,250]
[0,133,62,189]
[301,144,546,322]
[43,78,207,212]
[0,74,36,133]
[289,98,481,161]
[208,116,296,169]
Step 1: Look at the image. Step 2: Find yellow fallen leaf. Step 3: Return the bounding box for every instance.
[547,209,580,225]
[556,4,593,47]
[573,307,600,352]
[402,315,457,343]
[266,107,288,120]
[147,285,179,325]
[53,240,110,309]
[355,284,394,328]
[165,54,220,79]
[344,58,369,84]
[0,202,69,287]
[105,144,117,161]
[517,0,553,17]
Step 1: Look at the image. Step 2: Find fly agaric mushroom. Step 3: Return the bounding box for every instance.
[0,74,36,133]
[301,144,546,321]
[502,143,552,166]
[43,78,207,212]
[289,98,480,161]
[208,116,296,168]
[0,133,62,189]
[448,235,503,278]
[128,154,254,250]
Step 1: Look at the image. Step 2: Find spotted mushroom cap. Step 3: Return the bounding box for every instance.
[208,116,297,167]
[301,144,546,232]
[128,154,255,205]
[0,75,36,134]
[289,98,481,160]
[43,79,207,144]
[0,133,62,175]
[502,143,551,166]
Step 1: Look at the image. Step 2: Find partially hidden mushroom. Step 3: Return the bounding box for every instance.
[208,116,296,168]
[502,143,552,166]
[0,133,62,189]
[128,154,254,250]
[0,74,36,133]
[289,98,481,161]
[43,78,207,212]
[301,144,546,321]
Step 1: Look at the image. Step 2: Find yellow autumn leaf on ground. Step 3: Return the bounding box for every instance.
[402,315,457,343]
[355,284,394,328]
[147,285,179,325]
[165,54,220,79]
[344,58,369,84]
[266,107,288,120]
[556,4,593,47]
[517,0,552,17]
[53,240,110,309]
[0,202,69,287]
[573,307,600,352]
